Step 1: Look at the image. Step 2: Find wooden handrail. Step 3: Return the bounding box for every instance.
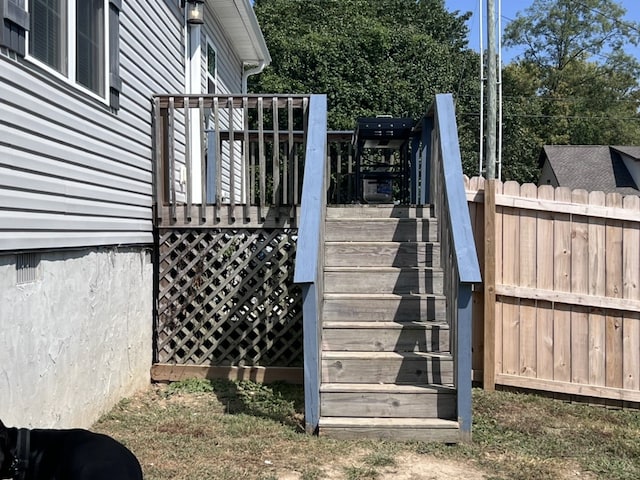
[427,94,482,441]
[292,94,328,434]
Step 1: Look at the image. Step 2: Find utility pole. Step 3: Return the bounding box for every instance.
[485,0,497,180]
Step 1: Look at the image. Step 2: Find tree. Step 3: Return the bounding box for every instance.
[500,0,640,182]
[250,0,482,169]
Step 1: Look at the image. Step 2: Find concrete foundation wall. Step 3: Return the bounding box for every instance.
[0,246,153,429]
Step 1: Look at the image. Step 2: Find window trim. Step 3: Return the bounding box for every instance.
[206,36,217,94]
[25,0,110,105]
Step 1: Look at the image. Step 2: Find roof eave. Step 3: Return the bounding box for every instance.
[208,0,271,66]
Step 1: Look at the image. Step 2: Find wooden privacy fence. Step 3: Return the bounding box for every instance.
[466,176,640,403]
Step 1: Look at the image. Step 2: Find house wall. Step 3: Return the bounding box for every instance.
[0,0,187,251]
[0,247,153,428]
[537,159,559,187]
[620,153,640,191]
[0,0,258,428]
[0,0,182,427]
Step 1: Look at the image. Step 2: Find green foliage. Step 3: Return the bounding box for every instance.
[251,0,482,176]
[500,0,640,182]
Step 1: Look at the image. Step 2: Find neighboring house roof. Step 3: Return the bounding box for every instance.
[539,145,640,196]
[211,0,271,65]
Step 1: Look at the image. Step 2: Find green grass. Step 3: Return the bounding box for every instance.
[94,380,640,480]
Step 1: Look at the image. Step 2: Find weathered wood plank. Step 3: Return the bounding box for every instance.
[605,193,624,389]
[588,191,607,387]
[501,181,520,376]
[323,293,446,323]
[322,351,454,385]
[519,183,537,377]
[622,195,640,391]
[324,266,443,295]
[150,364,303,384]
[325,242,440,268]
[570,189,590,385]
[325,218,438,242]
[553,187,572,382]
[322,321,450,352]
[496,373,640,403]
[321,384,456,418]
[319,417,460,442]
[536,185,554,381]
[494,284,640,313]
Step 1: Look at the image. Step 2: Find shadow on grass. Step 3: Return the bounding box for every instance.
[165,378,306,431]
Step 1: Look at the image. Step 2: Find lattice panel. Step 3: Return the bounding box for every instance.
[156,228,302,366]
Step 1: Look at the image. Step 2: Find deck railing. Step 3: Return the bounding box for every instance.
[293,95,328,434]
[418,94,482,440]
[152,94,311,225]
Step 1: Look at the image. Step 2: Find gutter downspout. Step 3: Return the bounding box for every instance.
[242,60,266,94]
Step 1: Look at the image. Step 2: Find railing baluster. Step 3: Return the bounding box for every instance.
[272,97,280,206]
[168,96,176,222]
[214,97,222,213]
[199,97,206,221]
[228,96,236,212]
[243,96,250,219]
[184,97,192,213]
[285,97,293,206]
[258,97,266,210]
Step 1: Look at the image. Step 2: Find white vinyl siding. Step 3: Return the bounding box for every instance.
[0,0,184,251]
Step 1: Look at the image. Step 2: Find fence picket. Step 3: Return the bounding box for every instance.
[519,183,538,377]
[495,180,504,375]
[622,195,640,391]
[605,193,624,389]
[536,185,555,380]
[570,190,590,384]
[588,191,607,387]
[553,187,572,382]
[502,181,521,375]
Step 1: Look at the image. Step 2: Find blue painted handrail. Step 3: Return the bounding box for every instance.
[293,94,328,434]
[432,94,482,285]
[415,94,481,441]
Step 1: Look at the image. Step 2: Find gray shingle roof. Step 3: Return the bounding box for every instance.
[540,145,639,195]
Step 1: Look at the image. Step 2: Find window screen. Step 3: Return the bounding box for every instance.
[76,0,105,95]
[29,0,67,74]
[207,42,216,94]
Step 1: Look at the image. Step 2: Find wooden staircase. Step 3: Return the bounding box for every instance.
[318,204,460,441]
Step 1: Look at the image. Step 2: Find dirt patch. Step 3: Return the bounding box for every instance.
[268,452,488,479]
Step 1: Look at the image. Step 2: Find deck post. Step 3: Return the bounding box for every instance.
[457,283,473,441]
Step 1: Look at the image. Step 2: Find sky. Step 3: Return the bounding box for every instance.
[444,0,640,64]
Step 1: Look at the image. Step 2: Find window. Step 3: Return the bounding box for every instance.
[206,40,216,94]
[28,0,107,99]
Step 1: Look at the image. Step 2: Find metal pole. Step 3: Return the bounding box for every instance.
[479,0,484,176]
[497,0,503,182]
[485,0,497,180]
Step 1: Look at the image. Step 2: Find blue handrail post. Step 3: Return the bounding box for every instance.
[293,94,328,434]
[456,283,473,440]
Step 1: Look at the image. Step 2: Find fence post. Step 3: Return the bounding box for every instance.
[483,178,497,390]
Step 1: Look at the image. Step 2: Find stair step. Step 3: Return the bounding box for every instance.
[321,383,456,419]
[322,351,454,385]
[322,321,450,352]
[325,241,441,267]
[319,417,460,442]
[323,293,446,322]
[325,218,437,242]
[326,205,434,219]
[324,266,443,294]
